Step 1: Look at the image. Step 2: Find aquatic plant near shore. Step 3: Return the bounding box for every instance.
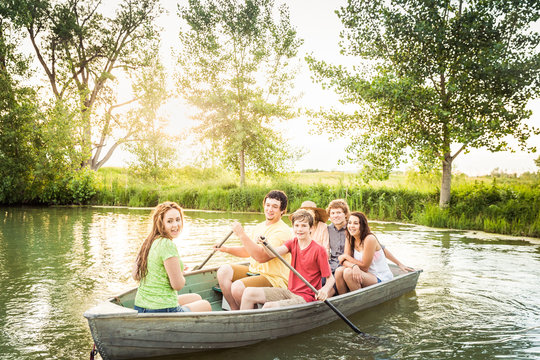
[90,170,539,237]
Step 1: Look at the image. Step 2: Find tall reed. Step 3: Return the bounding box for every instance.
[91,167,540,237]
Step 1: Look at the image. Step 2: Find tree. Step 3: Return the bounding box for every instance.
[5,0,163,170]
[0,13,93,204]
[307,0,540,206]
[177,0,303,185]
[126,60,178,181]
[0,16,41,203]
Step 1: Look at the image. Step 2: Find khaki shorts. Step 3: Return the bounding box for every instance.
[231,264,272,287]
[263,287,306,307]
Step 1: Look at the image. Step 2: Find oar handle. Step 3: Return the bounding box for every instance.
[260,236,365,336]
[193,230,234,271]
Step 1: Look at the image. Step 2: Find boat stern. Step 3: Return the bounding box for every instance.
[84,300,138,360]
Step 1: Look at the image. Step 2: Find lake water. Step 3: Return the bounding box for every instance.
[0,206,538,360]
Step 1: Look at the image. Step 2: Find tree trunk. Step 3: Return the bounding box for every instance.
[439,152,452,207]
[80,98,93,169]
[239,149,245,186]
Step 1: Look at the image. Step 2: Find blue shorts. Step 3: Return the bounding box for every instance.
[134,305,191,313]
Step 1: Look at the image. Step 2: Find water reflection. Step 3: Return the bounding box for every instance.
[0,207,539,360]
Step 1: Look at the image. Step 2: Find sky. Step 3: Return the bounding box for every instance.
[105,0,540,176]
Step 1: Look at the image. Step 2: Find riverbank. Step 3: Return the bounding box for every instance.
[89,167,540,238]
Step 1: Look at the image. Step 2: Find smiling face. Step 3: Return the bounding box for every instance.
[163,208,183,239]
[264,198,283,223]
[347,214,361,238]
[329,208,346,227]
[293,219,311,241]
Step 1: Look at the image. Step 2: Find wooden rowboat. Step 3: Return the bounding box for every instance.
[84,264,422,360]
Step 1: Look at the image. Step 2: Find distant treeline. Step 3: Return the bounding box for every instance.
[88,170,539,238]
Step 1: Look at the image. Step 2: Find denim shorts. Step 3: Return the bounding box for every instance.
[134,305,191,313]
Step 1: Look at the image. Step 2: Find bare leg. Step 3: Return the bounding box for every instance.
[343,267,362,292]
[360,272,378,287]
[240,287,266,310]
[334,267,349,294]
[184,300,212,312]
[262,301,280,309]
[178,293,202,305]
[217,264,239,310]
[343,268,378,290]
[231,280,247,309]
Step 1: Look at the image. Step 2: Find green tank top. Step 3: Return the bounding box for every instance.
[134,237,184,309]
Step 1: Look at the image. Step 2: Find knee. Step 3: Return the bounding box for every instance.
[241,287,254,300]
[334,267,344,279]
[217,265,233,283]
[262,301,277,309]
[178,293,202,305]
[231,280,245,299]
[342,267,353,281]
[240,287,260,304]
[200,300,212,312]
[186,299,212,312]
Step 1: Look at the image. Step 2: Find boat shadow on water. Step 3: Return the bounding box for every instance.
[84,264,422,360]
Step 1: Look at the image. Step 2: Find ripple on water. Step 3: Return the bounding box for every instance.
[1,207,539,360]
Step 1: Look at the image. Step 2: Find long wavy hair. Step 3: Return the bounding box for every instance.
[346,211,372,255]
[134,201,184,282]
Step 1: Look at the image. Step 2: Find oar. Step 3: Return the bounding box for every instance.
[259,237,366,336]
[193,230,234,271]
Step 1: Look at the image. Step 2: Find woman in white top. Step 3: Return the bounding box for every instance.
[334,211,393,294]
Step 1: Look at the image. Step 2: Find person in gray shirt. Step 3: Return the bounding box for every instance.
[326,199,351,273]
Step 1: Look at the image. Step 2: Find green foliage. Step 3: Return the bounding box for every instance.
[92,167,540,237]
[307,0,540,206]
[40,168,96,204]
[0,19,40,203]
[93,167,539,237]
[176,0,304,185]
[126,60,178,181]
[414,182,540,237]
[0,16,96,205]
[4,0,163,170]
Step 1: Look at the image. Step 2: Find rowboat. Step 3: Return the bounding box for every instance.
[84,264,422,360]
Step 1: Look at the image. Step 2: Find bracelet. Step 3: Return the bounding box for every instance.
[351,264,358,269]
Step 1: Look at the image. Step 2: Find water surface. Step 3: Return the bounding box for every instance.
[0,207,538,359]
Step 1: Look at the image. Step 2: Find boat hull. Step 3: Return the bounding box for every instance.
[85,265,421,359]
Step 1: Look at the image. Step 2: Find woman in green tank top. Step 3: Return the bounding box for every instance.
[132,201,211,313]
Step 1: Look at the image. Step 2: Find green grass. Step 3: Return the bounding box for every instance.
[91,167,540,238]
